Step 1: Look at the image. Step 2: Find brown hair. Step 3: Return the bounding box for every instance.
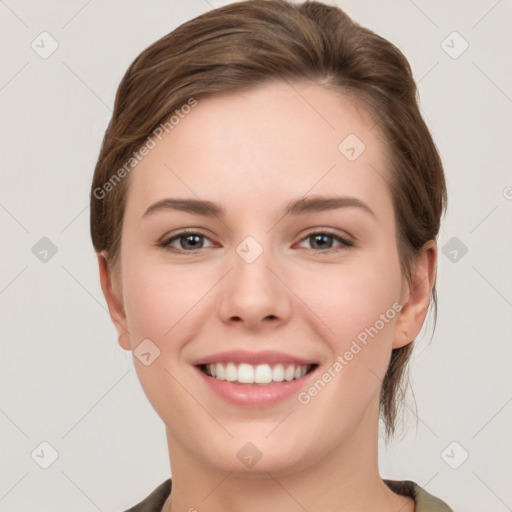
[90,0,447,440]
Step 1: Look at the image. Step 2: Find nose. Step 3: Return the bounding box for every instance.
[217,241,292,332]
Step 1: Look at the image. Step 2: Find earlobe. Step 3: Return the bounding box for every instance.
[393,240,437,349]
[97,252,131,351]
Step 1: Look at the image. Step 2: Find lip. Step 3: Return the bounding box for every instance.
[193,362,319,408]
[190,349,317,366]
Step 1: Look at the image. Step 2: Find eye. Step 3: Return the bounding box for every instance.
[158,229,354,254]
[158,230,214,252]
[296,231,354,254]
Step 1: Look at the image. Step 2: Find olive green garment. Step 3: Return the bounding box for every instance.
[122,478,454,512]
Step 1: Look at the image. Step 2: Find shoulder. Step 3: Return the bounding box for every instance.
[121,478,172,512]
[384,479,454,511]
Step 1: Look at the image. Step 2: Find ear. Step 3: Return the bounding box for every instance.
[393,240,437,349]
[97,251,131,351]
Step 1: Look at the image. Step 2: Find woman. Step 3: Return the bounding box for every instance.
[90,1,453,510]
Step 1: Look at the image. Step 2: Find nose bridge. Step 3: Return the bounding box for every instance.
[217,231,291,327]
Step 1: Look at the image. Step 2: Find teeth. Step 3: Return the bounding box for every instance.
[215,362,224,380]
[204,362,313,384]
[272,364,284,382]
[225,362,237,382]
[238,363,255,383]
[254,363,272,383]
[284,364,295,381]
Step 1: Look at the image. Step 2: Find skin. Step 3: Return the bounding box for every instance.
[98,80,436,512]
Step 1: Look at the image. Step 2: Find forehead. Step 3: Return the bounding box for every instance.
[125,80,391,219]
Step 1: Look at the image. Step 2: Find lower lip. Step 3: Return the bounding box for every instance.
[194,366,318,407]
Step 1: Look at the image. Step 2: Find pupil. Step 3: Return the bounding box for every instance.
[313,234,331,249]
[182,234,202,250]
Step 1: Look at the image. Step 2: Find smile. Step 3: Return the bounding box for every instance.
[199,362,317,385]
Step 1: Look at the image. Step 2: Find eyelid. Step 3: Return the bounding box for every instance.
[300,227,355,244]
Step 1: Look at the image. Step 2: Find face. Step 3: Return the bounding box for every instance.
[102,80,425,476]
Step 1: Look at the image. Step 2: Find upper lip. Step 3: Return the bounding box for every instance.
[191,350,318,366]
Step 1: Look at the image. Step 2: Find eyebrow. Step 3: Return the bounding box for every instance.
[142,195,376,220]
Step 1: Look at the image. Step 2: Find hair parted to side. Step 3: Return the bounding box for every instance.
[90,0,447,441]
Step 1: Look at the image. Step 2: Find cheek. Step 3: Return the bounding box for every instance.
[119,253,207,422]
[297,251,403,412]
[121,248,213,353]
[123,271,184,347]
[307,257,401,345]
[291,265,402,432]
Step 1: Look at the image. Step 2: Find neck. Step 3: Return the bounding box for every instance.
[162,404,413,512]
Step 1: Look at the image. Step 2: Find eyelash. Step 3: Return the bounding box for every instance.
[158,229,354,255]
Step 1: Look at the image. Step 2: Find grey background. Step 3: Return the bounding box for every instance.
[1,0,511,510]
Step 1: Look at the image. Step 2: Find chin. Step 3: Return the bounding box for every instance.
[196,430,318,476]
